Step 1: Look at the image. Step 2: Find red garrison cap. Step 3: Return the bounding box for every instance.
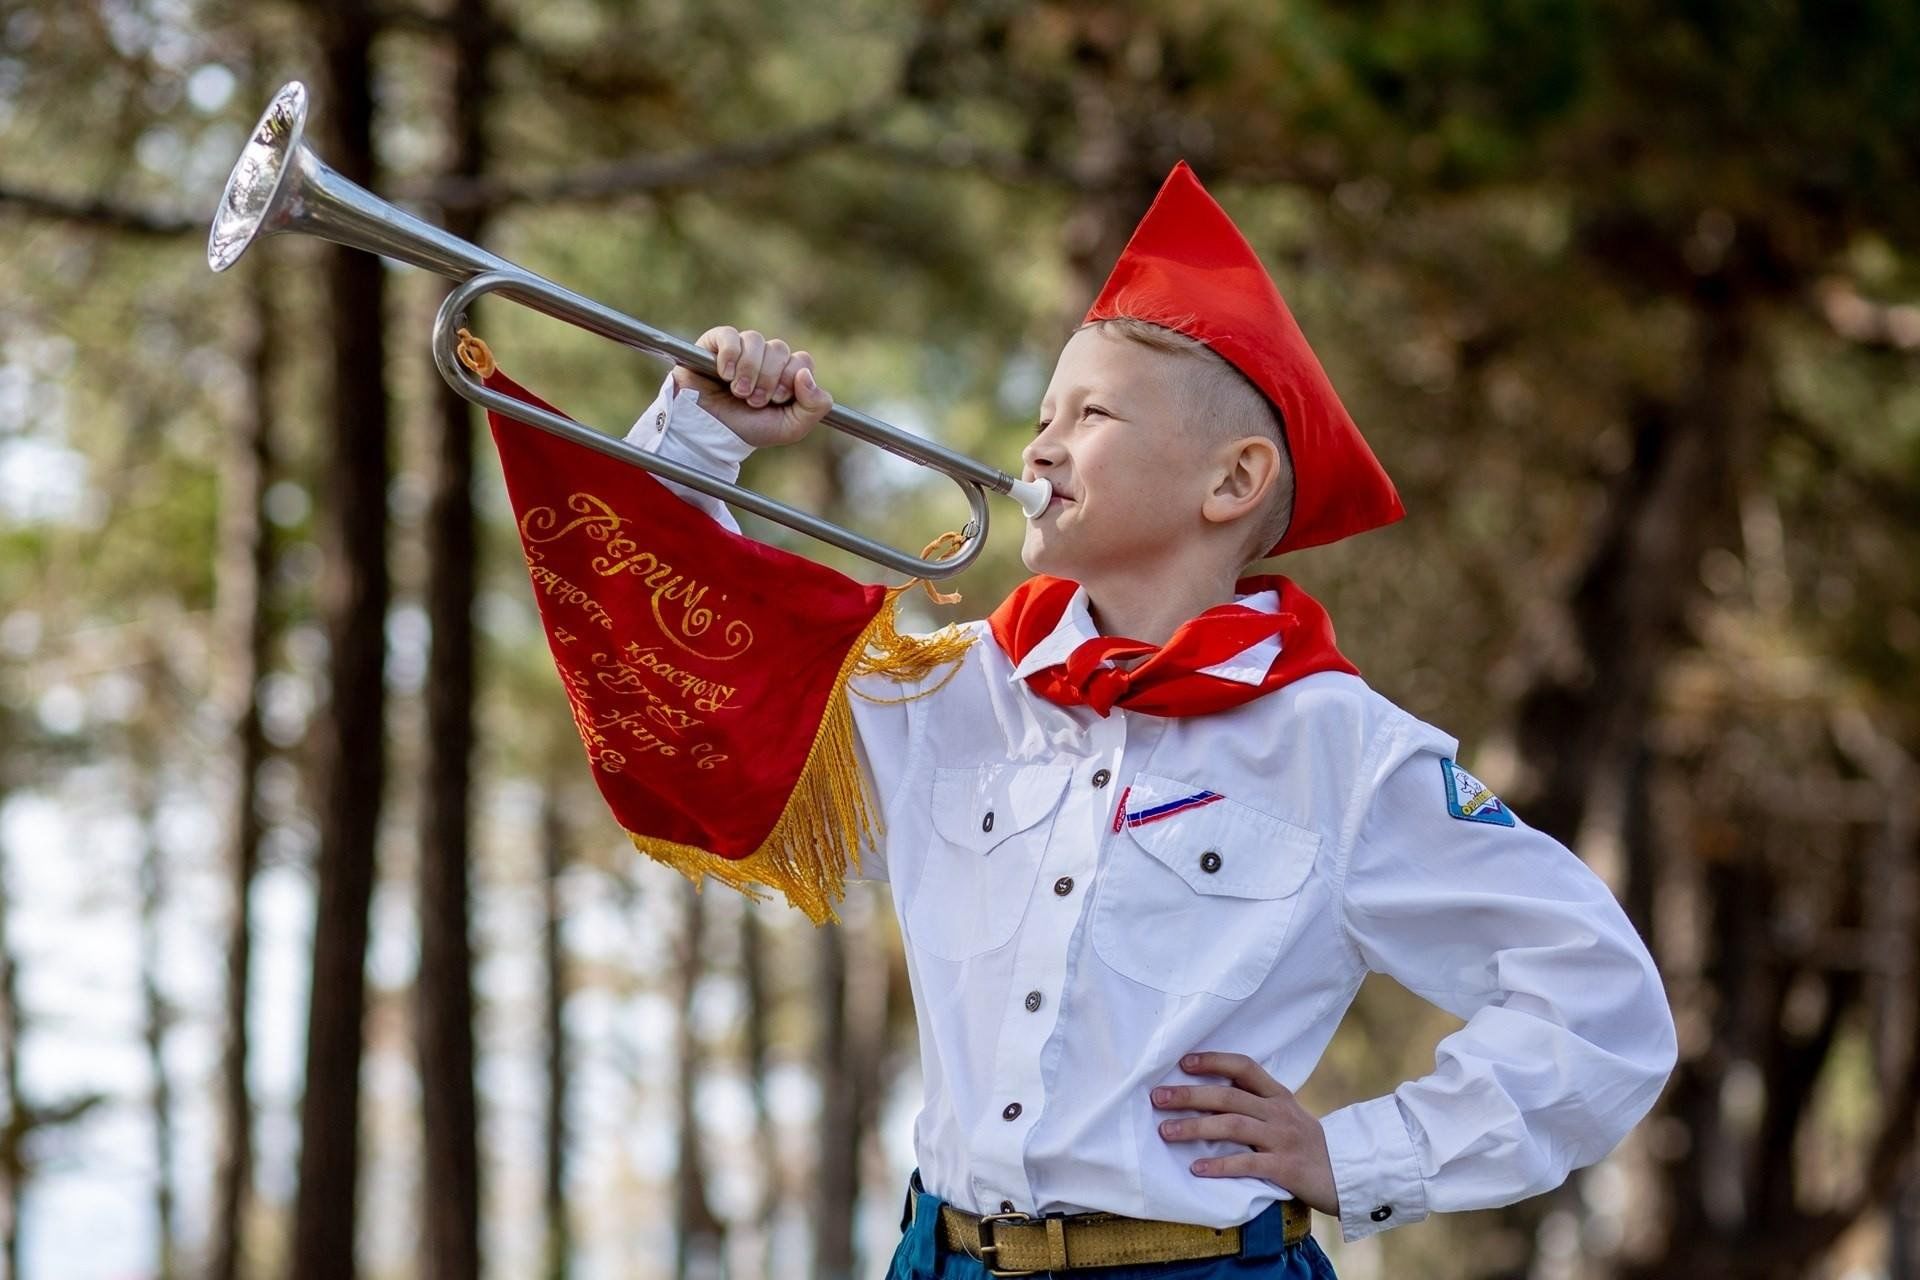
[1081,160,1404,556]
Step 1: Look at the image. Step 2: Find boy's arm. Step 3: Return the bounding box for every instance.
[624,372,753,534]
[1318,717,1678,1244]
[622,369,917,885]
[622,322,829,531]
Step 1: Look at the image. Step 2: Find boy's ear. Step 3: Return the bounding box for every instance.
[1200,435,1284,529]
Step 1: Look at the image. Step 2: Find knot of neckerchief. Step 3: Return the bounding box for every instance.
[986,573,1360,719]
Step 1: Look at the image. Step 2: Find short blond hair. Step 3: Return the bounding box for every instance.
[1080,317,1294,561]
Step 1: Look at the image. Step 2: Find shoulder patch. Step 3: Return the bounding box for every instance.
[1440,758,1516,827]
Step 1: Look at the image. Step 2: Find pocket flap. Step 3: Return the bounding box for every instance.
[931,764,1073,854]
[1120,773,1319,898]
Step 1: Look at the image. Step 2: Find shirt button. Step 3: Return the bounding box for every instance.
[1199,850,1222,874]
[1002,1102,1022,1121]
[1001,1200,1016,1213]
[1370,1205,1392,1223]
[1053,876,1074,896]
[1091,768,1112,788]
[982,810,995,833]
[1024,990,1042,1012]
[654,410,666,430]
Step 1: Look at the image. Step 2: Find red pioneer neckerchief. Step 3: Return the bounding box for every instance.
[986,573,1359,718]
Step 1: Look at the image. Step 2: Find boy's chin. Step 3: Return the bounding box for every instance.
[1020,532,1094,582]
[1019,532,1064,578]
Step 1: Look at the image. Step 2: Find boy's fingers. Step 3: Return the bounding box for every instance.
[1182,1052,1287,1099]
[1159,1112,1268,1147]
[783,367,832,431]
[733,330,767,398]
[697,326,742,380]
[1186,1152,1280,1181]
[749,338,789,406]
[770,349,813,405]
[1151,1083,1264,1117]
[796,366,831,411]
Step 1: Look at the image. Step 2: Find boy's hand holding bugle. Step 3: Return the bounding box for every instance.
[670,325,835,448]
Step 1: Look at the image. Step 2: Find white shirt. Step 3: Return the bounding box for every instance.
[622,377,1678,1244]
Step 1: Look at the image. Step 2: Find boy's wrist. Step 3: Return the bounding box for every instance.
[668,386,756,463]
[631,372,755,467]
[1318,1094,1429,1243]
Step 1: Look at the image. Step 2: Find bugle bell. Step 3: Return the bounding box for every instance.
[207,80,1050,580]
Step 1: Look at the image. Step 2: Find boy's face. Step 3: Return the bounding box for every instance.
[1020,325,1219,580]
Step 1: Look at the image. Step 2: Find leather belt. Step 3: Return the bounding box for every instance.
[910,1191,1310,1276]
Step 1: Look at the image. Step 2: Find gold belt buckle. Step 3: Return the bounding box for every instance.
[975,1209,1041,1278]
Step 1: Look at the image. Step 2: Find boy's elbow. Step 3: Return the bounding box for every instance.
[1604,959,1680,1151]
[1644,975,1680,1107]
[1652,986,1679,1082]
[1628,933,1679,1087]
[1577,932,1680,1156]
[1601,909,1679,1105]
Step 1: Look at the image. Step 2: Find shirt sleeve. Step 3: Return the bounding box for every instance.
[1317,716,1678,1244]
[623,371,754,534]
[622,371,917,885]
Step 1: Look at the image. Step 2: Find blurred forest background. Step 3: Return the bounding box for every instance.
[1,0,1918,1277]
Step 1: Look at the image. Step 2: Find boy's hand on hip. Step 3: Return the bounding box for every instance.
[672,324,833,448]
[1152,1052,1340,1217]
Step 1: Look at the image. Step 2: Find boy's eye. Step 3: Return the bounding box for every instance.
[1083,405,1109,418]
[1033,419,1051,435]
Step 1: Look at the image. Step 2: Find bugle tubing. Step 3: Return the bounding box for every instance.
[207,80,1050,580]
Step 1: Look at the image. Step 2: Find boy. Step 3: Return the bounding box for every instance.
[622,162,1676,1277]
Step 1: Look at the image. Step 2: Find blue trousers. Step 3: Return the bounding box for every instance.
[885,1171,1340,1280]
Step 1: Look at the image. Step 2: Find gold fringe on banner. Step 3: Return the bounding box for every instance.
[631,573,975,926]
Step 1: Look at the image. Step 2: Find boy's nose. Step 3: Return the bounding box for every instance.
[1022,436,1065,475]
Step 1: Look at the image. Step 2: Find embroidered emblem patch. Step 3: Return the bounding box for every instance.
[1440,759,1515,827]
[1122,789,1224,829]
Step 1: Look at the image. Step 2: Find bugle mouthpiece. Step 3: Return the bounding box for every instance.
[1007,476,1052,519]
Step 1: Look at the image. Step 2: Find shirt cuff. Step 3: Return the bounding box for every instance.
[1319,1094,1430,1243]
[628,378,754,468]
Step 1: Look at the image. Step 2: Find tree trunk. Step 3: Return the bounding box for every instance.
[135,656,177,1280]
[1054,13,1177,321]
[1498,288,1763,1273]
[210,262,280,1280]
[675,882,726,1280]
[0,821,20,1280]
[812,897,889,1280]
[1510,290,1760,844]
[741,904,782,1274]
[416,3,493,1277]
[848,920,891,1280]
[289,1,391,1274]
[812,923,853,1280]
[539,782,572,1280]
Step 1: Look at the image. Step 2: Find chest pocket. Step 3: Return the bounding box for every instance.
[1091,774,1320,1000]
[905,764,1073,962]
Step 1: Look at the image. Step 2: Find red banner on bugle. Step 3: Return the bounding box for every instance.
[465,338,970,923]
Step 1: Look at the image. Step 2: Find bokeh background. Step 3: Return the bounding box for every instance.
[2,1,1918,1277]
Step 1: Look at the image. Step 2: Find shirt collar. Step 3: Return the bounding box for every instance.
[1006,585,1283,687]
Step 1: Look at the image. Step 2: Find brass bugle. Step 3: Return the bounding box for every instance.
[207,80,1050,580]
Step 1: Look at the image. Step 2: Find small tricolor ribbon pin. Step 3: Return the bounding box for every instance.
[1111,788,1224,833]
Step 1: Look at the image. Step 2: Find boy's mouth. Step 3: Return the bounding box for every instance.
[1025,474,1075,517]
